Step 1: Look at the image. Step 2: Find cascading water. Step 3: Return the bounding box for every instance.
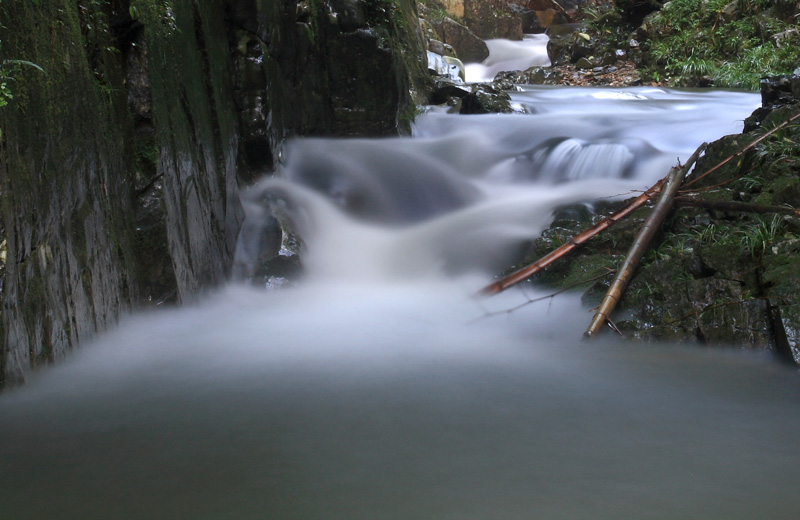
[4,43,799,519]
[465,35,551,83]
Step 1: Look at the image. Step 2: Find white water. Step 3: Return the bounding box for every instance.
[465,34,550,83]
[4,86,798,520]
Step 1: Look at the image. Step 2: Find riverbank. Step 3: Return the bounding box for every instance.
[513,77,800,362]
[418,2,800,361]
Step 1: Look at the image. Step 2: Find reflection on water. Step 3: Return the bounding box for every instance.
[3,86,792,520]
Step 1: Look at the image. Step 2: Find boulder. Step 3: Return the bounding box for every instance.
[427,51,466,81]
[428,39,458,58]
[460,83,514,113]
[429,16,490,63]
[508,3,546,33]
[546,26,594,65]
[494,66,562,87]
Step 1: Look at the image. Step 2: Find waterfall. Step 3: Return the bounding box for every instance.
[5,83,796,520]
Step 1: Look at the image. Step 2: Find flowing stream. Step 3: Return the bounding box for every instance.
[4,52,800,518]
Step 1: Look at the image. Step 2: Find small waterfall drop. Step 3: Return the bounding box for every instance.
[465,34,550,83]
[5,86,793,520]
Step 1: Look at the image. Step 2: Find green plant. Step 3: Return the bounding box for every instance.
[0,50,45,108]
[738,174,765,191]
[698,222,731,244]
[738,215,785,257]
[641,0,800,88]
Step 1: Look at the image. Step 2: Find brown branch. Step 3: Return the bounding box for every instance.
[585,143,707,338]
[479,177,667,296]
[683,110,800,189]
[674,197,800,216]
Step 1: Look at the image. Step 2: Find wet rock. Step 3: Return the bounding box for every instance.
[493,66,563,88]
[545,32,572,65]
[744,74,800,131]
[460,83,514,114]
[428,51,466,81]
[518,65,563,84]
[428,39,458,58]
[760,74,800,106]
[546,27,593,66]
[430,79,471,105]
[523,96,800,360]
[427,0,465,19]
[328,0,366,32]
[762,241,800,363]
[601,51,618,66]
[0,0,434,385]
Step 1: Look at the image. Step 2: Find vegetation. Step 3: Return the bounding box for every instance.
[640,0,800,88]
[0,0,44,111]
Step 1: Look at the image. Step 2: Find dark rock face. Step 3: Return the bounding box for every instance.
[464,0,524,40]
[232,0,430,146]
[0,3,142,386]
[0,0,431,386]
[428,16,490,63]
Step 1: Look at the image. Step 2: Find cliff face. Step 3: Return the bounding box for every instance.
[0,2,139,385]
[0,0,429,387]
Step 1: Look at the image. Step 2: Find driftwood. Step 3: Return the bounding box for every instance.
[479,178,667,296]
[584,143,707,338]
[674,197,800,217]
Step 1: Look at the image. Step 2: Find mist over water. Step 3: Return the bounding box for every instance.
[3,81,796,519]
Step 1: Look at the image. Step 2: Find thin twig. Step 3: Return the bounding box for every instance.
[683,110,800,188]
[471,270,614,323]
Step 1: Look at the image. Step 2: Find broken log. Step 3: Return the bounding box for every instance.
[584,143,707,338]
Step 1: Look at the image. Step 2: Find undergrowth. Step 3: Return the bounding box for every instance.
[641,0,800,88]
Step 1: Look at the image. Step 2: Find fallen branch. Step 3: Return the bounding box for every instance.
[673,197,800,217]
[585,143,707,338]
[479,177,667,296]
[683,110,800,189]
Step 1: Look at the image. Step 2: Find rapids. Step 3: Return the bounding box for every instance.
[3,56,798,518]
